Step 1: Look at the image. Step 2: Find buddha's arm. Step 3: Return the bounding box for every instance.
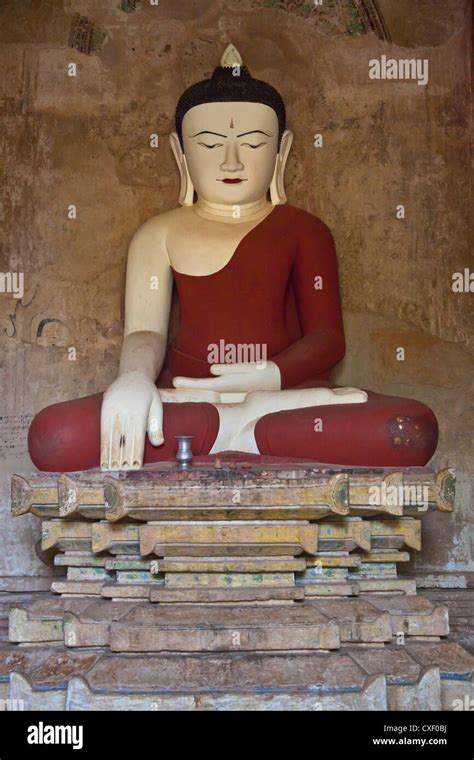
[271,217,346,388]
[120,213,173,379]
[100,217,173,470]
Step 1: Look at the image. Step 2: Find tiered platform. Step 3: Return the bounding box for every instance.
[11,462,454,602]
[4,458,472,711]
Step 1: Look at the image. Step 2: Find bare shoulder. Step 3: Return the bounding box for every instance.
[131,207,188,242]
[128,208,192,265]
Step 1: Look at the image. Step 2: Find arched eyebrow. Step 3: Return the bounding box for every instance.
[237,130,273,138]
[189,130,227,138]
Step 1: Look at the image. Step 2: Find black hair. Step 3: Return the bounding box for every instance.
[175,65,286,149]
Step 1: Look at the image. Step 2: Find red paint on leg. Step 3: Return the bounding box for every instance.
[254,391,438,467]
[28,394,219,472]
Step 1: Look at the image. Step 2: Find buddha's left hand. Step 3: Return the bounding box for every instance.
[173,361,281,393]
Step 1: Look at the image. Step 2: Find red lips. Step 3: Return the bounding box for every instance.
[222,178,244,184]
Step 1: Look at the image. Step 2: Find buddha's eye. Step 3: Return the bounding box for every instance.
[198,142,223,149]
[241,142,266,149]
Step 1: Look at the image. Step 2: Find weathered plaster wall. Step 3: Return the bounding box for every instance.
[0,0,472,576]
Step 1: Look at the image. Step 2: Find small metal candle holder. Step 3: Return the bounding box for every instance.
[175,435,194,470]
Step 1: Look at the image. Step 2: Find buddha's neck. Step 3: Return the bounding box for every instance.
[193,196,273,224]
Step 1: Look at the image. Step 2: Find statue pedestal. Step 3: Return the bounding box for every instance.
[11,457,455,604]
[4,456,473,711]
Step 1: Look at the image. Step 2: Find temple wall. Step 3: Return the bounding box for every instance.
[0,0,472,578]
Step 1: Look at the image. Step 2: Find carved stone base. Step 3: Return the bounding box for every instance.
[1,638,472,711]
[8,593,449,648]
[6,463,467,711]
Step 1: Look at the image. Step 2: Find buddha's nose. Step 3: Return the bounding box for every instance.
[220,141,244,173]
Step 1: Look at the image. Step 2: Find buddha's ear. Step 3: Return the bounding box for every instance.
[270,129,293,205]
[170,132,195,207]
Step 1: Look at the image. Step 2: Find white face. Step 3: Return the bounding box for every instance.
[182,101,279,205]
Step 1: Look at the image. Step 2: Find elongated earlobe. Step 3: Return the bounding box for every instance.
[170,132,195,206]
[270,129,293,205]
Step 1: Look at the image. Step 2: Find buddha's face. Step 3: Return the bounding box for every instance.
[182,101,280,205]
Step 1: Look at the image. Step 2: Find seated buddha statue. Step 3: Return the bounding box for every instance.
[28,45,438,473]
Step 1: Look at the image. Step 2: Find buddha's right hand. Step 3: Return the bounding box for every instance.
[100,371,163,471]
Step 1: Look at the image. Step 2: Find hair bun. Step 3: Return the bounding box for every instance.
[175,62,286,149]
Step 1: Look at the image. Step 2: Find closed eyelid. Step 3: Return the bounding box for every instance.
[241,142,267,148]
[198,142,224,148]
